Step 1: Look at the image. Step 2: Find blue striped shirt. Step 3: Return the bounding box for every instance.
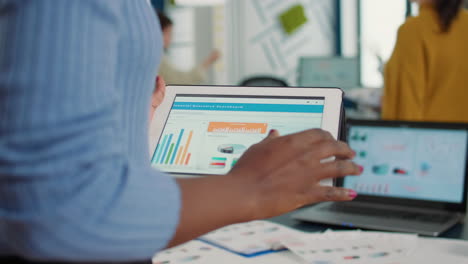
[0,0,180,261]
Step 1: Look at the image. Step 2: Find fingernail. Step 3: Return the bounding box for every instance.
[348,190,358,199]
[156,76,160,81]
[358,165,364,173]
[352,150,357,156]
[269,129,277,135]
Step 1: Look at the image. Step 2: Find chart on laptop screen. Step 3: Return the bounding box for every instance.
[151,95,324,175]
[344,126,468,203]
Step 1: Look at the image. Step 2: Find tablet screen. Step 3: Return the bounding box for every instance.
[151,95,325,175]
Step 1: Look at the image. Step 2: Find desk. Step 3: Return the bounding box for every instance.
[269,209,468,240]
[154,213,468,263]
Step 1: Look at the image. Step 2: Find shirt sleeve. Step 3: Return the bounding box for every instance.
[0,0,180,262]
[382,20,427,121]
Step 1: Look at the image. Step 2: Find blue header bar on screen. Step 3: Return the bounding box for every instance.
[172,102,324,113]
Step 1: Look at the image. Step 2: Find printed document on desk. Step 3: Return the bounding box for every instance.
[281,230,418,264]
[199,220,302,256]
[152,240,302,264]
[279,230,468,264]
[153,220,468,264]
[152,240,245,264]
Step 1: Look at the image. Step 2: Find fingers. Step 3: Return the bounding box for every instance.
[204,50,221,67]
[260,129,332,151]
[314,159,361,181]
[156,76,166,94]
[310,140,356,161]
[152,76,167,108]
[263,129,355,162]
[245,129,329,169]
[262,129,280,142]
[311,187,358,202]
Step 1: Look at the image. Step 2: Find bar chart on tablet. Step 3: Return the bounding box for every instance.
[152,129,194,167]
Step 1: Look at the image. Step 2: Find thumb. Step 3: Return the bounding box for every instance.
[264,129,280,141]
[156,75,166,89]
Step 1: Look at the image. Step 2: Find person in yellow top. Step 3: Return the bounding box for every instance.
[382,0,468,122]
[156,11,220,85]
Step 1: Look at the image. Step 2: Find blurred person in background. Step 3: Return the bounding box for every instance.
[157,11,220,85]
[382,0,468,122]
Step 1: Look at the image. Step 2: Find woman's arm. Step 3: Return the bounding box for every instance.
[168,129,360,247]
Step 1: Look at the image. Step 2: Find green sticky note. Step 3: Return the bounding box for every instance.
[279,4,308,35]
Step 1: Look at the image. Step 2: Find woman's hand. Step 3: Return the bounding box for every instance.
[228,129,361,220]
[168,129,361,248]
[201,50,221,70]
[150,76,166,121]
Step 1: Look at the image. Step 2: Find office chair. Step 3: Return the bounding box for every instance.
[239,76,289,87]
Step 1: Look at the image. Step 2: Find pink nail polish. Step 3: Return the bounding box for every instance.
[348,190,358,199]
[359,165,364,173]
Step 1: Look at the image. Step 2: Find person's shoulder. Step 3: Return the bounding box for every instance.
[395,19,418,44]
[458,9,468,24]
[398,16,424,35]
[459,9,468,17]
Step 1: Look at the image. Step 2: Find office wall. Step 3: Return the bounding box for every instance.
[164,0,347,86]
[226,0,337,86]
[340,0,358,58]
[194,7,215,82]
[165,8,197,72]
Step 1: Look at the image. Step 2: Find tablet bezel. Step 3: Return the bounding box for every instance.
[149,85,344,176]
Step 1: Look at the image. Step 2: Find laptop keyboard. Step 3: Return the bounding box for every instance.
[321,204,453,224]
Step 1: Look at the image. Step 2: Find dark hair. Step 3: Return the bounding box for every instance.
[434,0,464,32]
[156,10,173,30]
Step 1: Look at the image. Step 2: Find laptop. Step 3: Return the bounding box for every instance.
[292,119,468,236]
[149,85,344,178]
[297,57,360,91]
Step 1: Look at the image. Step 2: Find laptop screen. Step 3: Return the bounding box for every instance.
[298,57,360,90]
[344,125,468,203]
[151,95,325,175]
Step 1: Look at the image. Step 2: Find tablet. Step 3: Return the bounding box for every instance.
[149,85,344,177]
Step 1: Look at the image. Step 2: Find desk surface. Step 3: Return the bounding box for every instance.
[269,210,468,240]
